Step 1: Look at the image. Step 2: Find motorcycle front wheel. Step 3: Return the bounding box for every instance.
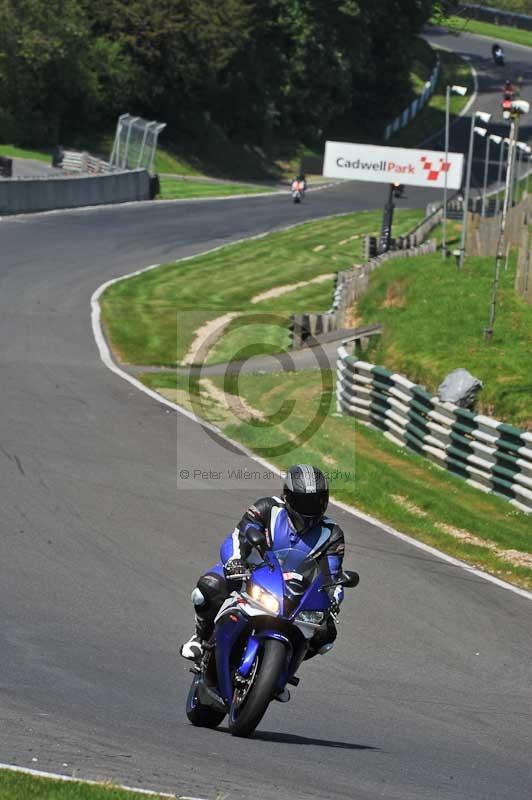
[186,674,226,728]
[228,638,286,737]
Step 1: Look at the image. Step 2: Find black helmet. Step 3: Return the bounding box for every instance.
[282,464,329,533]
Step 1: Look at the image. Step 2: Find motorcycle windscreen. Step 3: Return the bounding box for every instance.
[275,547,318,583]
[273,548,328,615]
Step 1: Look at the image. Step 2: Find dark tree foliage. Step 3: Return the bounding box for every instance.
[0,0,435,148]
[0,0,131,144]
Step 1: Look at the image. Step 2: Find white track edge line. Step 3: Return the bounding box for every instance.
[459,61,478,119]
[0,762,207,799]
[91,240,532,605]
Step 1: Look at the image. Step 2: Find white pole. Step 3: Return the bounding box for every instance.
[485,116,519,340]
[458,115,476,269]
[442,85,450,259]
[495,139,508,216]
[481,136,490,217]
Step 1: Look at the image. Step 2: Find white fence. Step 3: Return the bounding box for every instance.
[384,55,440,141]
[60,150,112,174]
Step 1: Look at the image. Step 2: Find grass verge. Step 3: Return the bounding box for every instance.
[0,769,171,800]
[100,209,424,367]
[0,144,51,162]
[386,47,474,147]
[141,369,532,591]
[440,15,532,50]
[157,178,275,200]
[354,247,532,428]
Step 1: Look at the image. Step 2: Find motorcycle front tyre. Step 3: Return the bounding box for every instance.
[228,638,286,738]
[186,674,226,728]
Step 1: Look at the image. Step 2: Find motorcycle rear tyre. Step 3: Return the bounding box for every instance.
[186,675,226,728]
[229,638,286,737]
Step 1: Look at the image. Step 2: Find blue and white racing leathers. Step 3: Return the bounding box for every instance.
[192,496,346,649]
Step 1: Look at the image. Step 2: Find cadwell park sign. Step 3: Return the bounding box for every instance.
[323,141,464,190]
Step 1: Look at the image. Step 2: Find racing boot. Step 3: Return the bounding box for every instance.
[180,616,210,661]
[180,632,203,661]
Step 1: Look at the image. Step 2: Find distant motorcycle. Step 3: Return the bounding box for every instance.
[492,43,505,66]
[291,179,306,203]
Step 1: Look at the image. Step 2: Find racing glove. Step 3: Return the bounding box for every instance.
[329,597,341,621]
[224,559,250,583]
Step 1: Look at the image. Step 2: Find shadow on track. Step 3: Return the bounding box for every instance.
[220,728,379,750]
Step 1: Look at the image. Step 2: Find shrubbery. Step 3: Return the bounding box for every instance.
[0,0,434,148]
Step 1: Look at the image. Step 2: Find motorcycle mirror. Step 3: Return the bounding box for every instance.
[246,528,267,553]
[342,570,360,588]
[321,570,360,591]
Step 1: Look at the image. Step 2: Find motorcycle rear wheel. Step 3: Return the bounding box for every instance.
[186,674,226,728]
[228,638,286,737]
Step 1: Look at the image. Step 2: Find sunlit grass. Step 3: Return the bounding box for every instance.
[141,369,532,590]
[158,178,275,199]
[101,209,424,367]
[440,15,532,49]
[0,769,171,800]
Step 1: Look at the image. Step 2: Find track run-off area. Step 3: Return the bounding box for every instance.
[1,27,531,800]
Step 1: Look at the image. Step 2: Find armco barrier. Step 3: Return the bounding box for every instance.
[336,352,532,512]
[384,55,439,141]
[290,240,437,347]
[0,169,150,214]
[290,223,439,349]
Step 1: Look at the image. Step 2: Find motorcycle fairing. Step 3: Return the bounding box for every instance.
[215,609,249,703]
[288,571,330,621]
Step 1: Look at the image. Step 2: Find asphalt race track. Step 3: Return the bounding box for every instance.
[1,28,532,800]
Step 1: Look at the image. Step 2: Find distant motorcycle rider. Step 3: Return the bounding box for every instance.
[291,173,306,193]
[503,79,516,101]
[492,43,504,64]
[181,465,345,665]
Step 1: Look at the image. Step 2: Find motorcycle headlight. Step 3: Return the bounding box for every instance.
[248,583,280,614]
[295,610,325,625]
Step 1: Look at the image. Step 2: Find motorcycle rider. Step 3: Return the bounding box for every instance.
[181,465,345,672]
[503,79,516,101]
[291,172,306,195]
[492,43,504,63]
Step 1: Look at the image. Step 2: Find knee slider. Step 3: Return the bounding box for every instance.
[191,587,206,608]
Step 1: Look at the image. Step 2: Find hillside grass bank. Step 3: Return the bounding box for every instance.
[100,209,424,368]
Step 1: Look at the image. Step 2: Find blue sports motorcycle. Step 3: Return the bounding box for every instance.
[186,529,359,737]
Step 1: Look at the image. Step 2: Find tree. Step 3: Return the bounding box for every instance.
[0,0,131,144]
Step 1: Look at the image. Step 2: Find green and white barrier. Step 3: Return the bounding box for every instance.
[336,352,532,512]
